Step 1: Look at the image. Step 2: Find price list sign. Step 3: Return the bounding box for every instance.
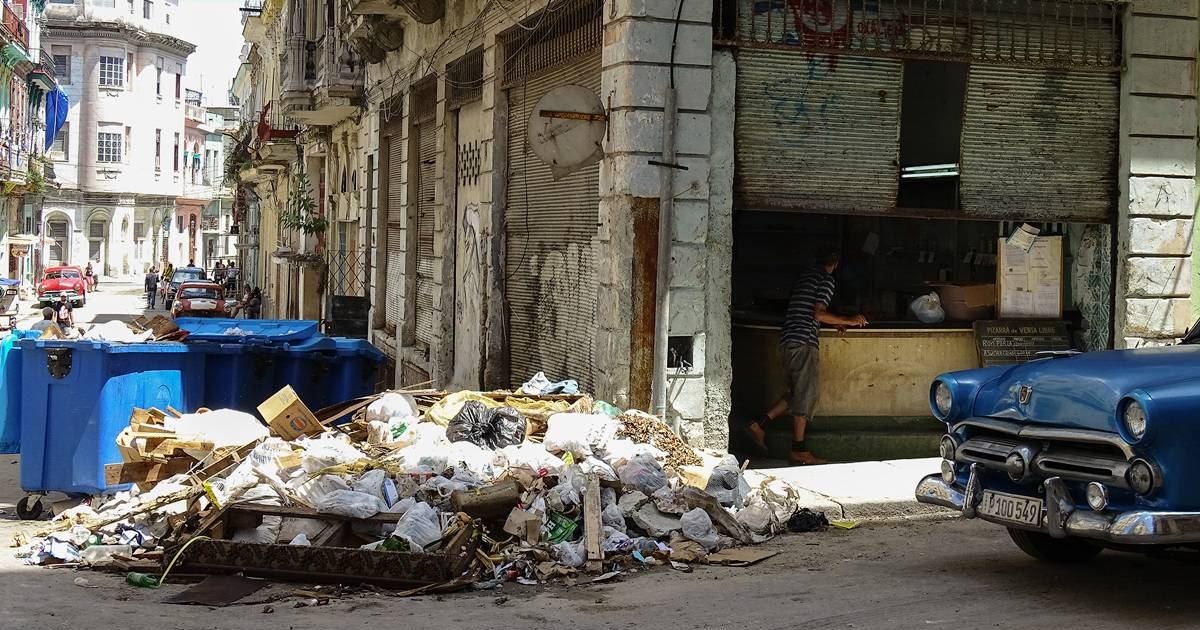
[973,320,1072,367]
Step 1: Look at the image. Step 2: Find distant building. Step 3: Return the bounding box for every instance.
[41,0,195,276]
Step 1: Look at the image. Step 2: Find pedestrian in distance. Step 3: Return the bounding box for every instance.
[245,286,261,319]
[744,250,868,466]
[28,307,56,333]
[145,267,160,309]
[225,261,238,291]
[214,260,225,281]
[54,296,74,330]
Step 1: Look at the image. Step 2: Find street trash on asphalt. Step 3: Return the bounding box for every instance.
[10,374,831,595]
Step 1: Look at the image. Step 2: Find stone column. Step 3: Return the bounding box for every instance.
[599,0,720,447]
[1115,1,1199,347]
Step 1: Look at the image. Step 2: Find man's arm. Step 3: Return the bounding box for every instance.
[814,303,868,327]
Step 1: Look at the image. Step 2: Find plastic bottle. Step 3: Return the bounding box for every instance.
[81,544,133,564]
[125,572,160,588]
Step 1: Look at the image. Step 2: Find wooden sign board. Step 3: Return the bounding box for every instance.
[973,320,1072,367]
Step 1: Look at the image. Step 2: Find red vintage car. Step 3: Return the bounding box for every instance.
[37,266,87,307]
[170,281,226,318]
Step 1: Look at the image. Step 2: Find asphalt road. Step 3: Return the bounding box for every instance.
[14,281,166,329]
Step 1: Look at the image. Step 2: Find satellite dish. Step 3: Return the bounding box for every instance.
[527,85,607,180]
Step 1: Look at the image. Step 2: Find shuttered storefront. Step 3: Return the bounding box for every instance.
[413,108,437,347]
[735,51,903,215]
[503,3,602,391]
[381,108,405,332]
[959,66,1119,223]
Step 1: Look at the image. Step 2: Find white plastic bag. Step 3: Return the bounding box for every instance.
[391,501,443,552]
[680,508,720,551]
[352,469,389,504]
[543,413,618,458]
[553,539,586,568]
[498,442,567,477]
[602,502,626,533]
[298,436,368,473]
[365,392,418,424]
[909,292,945,324]
[166,409,269,449]
[602,526,633,553]
[616,453,667,495]
[316,489,388,519]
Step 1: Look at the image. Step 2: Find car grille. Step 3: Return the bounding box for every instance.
[955,421,1132,489]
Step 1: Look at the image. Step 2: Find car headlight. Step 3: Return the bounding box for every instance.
[1123,400,1147,441]
[933,381,953,418]
[1127,459,1158,496]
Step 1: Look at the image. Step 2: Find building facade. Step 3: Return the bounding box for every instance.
[41,0,195,277]
[235,0,1200,452]
[0,0,66,284]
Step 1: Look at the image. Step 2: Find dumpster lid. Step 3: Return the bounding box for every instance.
[175,318,320,342]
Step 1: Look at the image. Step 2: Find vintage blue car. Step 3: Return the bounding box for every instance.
[915,337,1200,562]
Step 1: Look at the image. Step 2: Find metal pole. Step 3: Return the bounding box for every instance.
[651,87,678,423]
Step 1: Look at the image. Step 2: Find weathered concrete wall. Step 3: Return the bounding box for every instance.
[1116,0,1200,347]
[705,49,735,450]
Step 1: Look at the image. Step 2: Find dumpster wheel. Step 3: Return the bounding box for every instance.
[16,495,44,520]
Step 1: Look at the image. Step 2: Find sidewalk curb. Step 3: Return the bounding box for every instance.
[760,457,946,522]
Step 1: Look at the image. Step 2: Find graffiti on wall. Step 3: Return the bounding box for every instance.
[749,0,911,58]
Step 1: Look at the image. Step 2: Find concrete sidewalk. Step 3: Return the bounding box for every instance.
[759,457,951,522]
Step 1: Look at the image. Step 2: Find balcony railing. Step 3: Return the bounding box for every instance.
[38,49,56,82]
[255,102,298,145]
[3,3,28,50]
[314,27,363,90]
[185,103,206,122]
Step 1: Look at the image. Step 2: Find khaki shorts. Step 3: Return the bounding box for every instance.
[781,343,821,418]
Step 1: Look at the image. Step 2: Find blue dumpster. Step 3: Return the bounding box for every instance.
[17,339,206,496]
[0,330,41,454]
[174,318,319,342]
[190,341,279,412]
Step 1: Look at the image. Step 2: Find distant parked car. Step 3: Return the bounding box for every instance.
[163,266,207,309]
[916,329,1200,562]
[170,281,226,318]
[37,266,86,307]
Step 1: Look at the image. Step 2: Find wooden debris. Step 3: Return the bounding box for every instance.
[583,474,603,570]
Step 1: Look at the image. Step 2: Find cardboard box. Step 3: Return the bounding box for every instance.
[503,506,544,545]
[933,283,996,322]
[257,385,324,441]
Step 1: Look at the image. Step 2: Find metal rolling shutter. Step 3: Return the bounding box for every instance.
[414,116,437,346]
[383,115,404,331]
[735,51,903,214]
[505,50,601,392]
[959,66,1119,223]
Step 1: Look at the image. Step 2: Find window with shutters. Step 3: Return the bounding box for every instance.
[51,122,68,160]
[52,46,70,84]
[48,220,67,261]
[99,55,123,87]
[155,129,161,169]
[89,220,105,239]
[143,0,151,18]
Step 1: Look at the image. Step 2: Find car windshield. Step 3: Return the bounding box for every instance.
[45,271,80,280]
[172,269,206,284]
[179,287,219,299]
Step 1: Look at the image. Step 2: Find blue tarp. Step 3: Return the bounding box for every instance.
[44,88,67,152]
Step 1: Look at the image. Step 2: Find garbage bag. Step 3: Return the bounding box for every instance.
[316,489,388,519]
[392,501,443,552]
[368,418,415,446]
[734,500,775,535]
[553,539,586,568]
[787,508,830,533]
[704,454,751,509]
[498,442,567,477]
[445,401,526,450]
[426,391,502,427]
[166,409,270,449]
[602,526,634,553]
[602,502,626,533]
[909,291,945,324]
[352,469,389,503]
[616,453,668,495]
[366,392,418,424]
[680,508,720,551]
[543,413,618,457]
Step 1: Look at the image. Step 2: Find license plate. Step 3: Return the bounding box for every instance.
[978,490,1043,526]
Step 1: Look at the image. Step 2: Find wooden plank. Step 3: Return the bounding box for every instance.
[583,474,603,562]
[223,503,408,525]
[165,406,184,418]
[105,460,195,486]
[190,440,261,483]
[309,521,346,547]
[146,408,168,421]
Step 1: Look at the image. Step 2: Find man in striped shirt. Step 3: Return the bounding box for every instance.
[747,250,867,465]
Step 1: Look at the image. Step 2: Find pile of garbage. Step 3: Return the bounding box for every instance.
[14,377,817,592]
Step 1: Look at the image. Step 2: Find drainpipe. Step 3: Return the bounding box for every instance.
[651,1,686,426]
[651,88,677,423]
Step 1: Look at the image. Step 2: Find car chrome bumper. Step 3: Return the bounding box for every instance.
[915,470,1200,545]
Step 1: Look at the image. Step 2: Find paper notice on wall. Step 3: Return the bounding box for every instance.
[998,236,1062,319]
[1006,224,1041,253]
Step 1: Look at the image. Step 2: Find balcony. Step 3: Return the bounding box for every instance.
[346,0,442,22]
[28,49,57,91]
[254,103,299,166]
[2,3,28,51]
[288,27,364,127]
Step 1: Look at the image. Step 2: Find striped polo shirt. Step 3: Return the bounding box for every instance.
[781,266,836,348]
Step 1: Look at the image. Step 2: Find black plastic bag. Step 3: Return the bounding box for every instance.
[786,508,829,533]
[445,401,526,450]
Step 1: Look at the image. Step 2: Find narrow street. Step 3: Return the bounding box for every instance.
[1,496,1197,630]
[13,281,164,329]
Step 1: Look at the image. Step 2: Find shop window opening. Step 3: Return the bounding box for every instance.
[668,336,694,371]
[898,60,967,211]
